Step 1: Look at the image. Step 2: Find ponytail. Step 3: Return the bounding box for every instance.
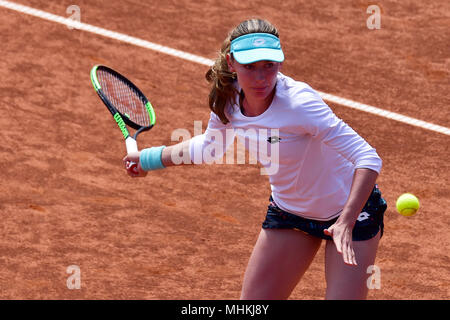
[205,37,237,124]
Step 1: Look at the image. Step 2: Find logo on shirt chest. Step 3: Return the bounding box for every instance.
[267,136,282,144]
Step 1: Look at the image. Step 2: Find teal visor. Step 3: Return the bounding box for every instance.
[230,33,284,64]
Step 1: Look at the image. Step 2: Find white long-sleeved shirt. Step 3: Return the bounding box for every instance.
[190,73,382,220]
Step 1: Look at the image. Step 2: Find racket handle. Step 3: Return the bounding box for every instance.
[125,137,139,174]
[126,137,138,153]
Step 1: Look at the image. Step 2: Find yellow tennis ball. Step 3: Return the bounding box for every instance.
[396,193,420,216]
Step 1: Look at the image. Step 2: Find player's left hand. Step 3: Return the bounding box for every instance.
[324,222,357,266]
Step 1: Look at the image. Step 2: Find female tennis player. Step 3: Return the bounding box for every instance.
[123,19,387,300]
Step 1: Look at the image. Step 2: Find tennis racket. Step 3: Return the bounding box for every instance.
[90,65,156,173]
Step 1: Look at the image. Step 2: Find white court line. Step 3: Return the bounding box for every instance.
[1,0,449,136]
[0,0,214,66]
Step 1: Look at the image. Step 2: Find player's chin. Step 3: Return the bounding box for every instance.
[250,85,276,100]
[250,87,270,97]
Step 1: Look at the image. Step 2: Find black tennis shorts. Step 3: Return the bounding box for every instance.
[262,185,387,241]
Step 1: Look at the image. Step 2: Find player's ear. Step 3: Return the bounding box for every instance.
[226,53,235,73]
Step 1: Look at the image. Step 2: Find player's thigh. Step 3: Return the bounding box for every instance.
[241,228,322,300]
[324,232,380,300]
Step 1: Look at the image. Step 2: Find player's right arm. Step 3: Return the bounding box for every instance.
[123,112,235,177]
[161,139,191,167]
[122,139,189,177]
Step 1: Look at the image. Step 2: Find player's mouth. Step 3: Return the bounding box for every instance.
[251,86,268,93]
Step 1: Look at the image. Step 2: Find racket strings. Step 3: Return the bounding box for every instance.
[107,71,147,126]
[97,70,150,127]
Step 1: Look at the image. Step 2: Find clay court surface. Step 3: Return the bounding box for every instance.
[0,0,448,300]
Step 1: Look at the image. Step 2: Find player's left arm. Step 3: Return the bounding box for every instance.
[296,87,383,265]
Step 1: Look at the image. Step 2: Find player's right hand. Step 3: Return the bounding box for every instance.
[123,152,148,178]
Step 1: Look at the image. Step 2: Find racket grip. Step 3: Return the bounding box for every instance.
[126,137,138,154]
[125,137,139,174]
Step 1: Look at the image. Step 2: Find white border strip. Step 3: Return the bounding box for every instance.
[0,0,214,66]
[318,92,450,135]
[1,0,449,136]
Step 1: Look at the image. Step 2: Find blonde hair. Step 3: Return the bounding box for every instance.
[205,19,280,124]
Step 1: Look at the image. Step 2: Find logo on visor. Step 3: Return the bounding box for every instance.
[253,38,266,46]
